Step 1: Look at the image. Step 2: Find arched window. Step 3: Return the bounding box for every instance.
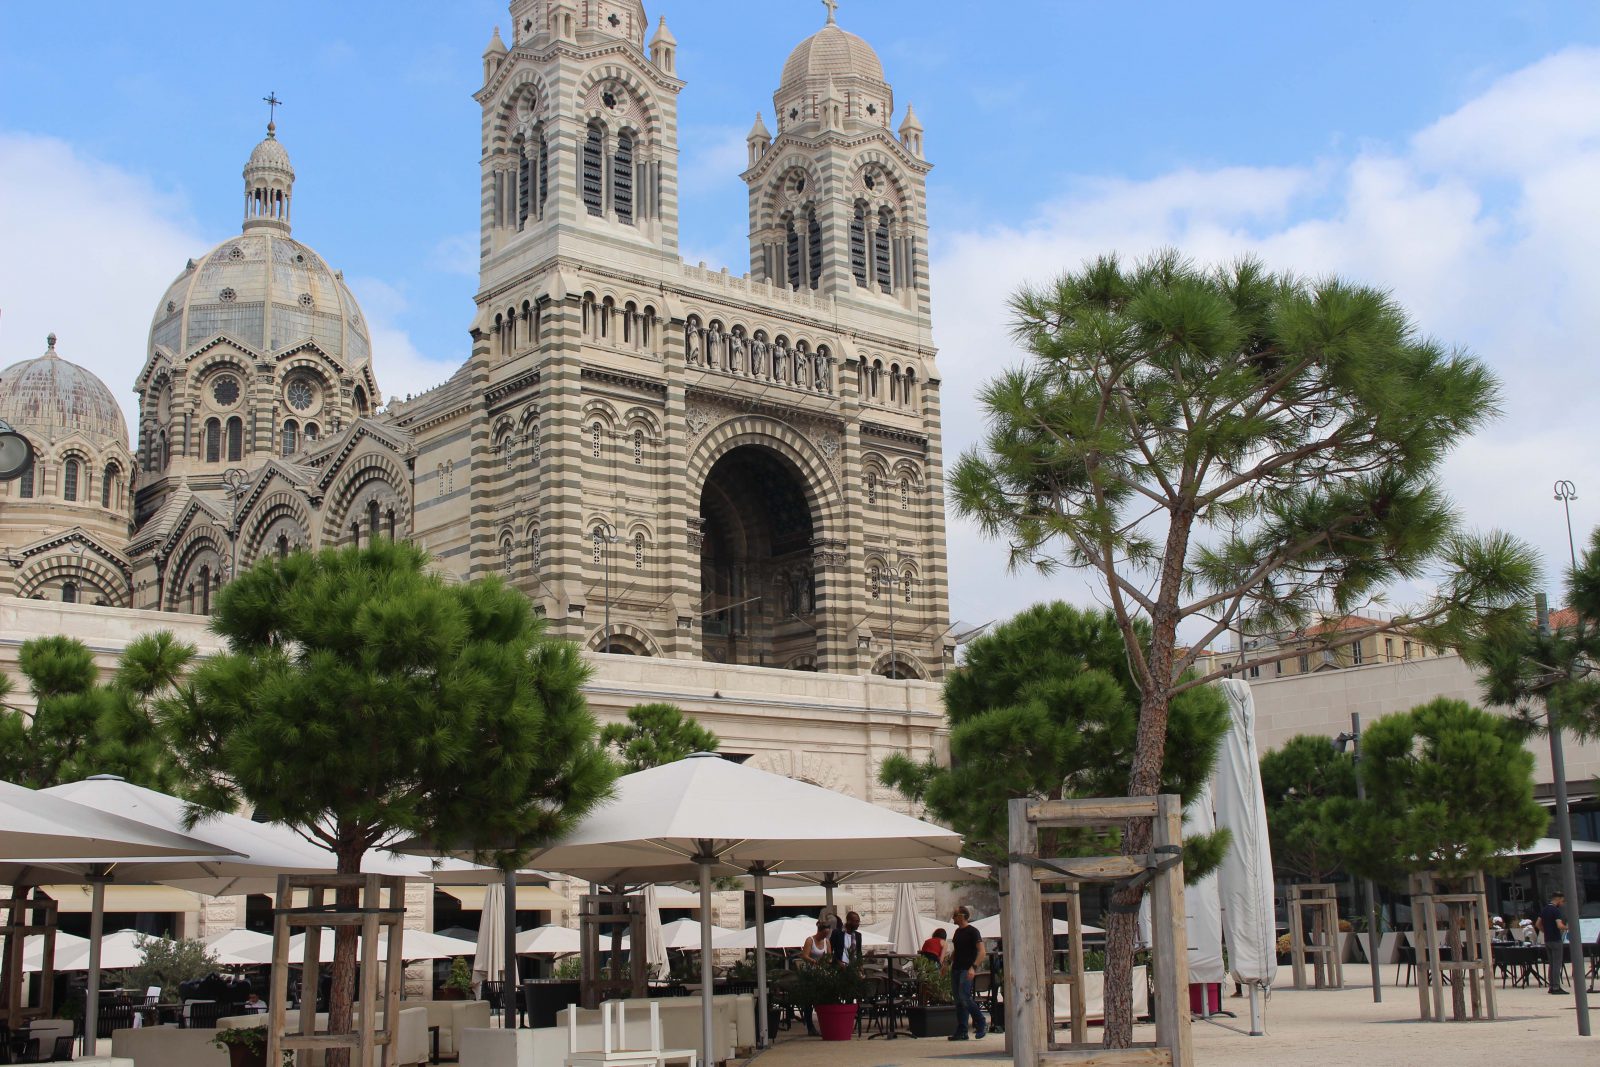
[613,130,634,224]
[807,208,822,289]
[354,386,369,417]
[634,533,644,570]
[901,478,911,510]
[868,565,881,600]
[276,534,290,560]
[600,297,612,339]
[582,124,604,216]
[226,417,243,461]
[851,202,869,287]
[281,420,298,456]
[386,509,396,539]
[875,207,894,293]
[61,581,78,604]
[530,526,541,571]
[204,419,221,463]
[903,368,917,409]
[866,473,877,505]
[159,431,169,469]
[305,422,318,442]
[633,429,643,465]
[102,463,118,508]
[63,458,80,501]
[592,528,603,565]
[784,215,801,291]
[368,499,380,541]
[501,533,515,575]
[20,463,34,498]
[903,570,913,603]
[199,566,211,615]
[517,138,533,228]
[591,422,602,459]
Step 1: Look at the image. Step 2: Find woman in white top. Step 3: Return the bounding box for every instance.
[799,917,834,1034]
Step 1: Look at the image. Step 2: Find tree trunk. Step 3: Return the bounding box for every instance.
[325,849,363,1067]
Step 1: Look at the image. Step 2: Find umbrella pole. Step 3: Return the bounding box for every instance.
[698,857,714,1067]
[83,875,106,1057]
[502,869,518,1030]
[752,868,768,1049]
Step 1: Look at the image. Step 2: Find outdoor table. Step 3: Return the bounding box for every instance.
[865,953,917,1041]
[1493,943,1544,988]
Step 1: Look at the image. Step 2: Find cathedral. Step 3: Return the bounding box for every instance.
[0,0,953,683]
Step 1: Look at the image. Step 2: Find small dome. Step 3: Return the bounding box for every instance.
[780,24,886,89]
[248,127,293,172]
[0,335,129,449]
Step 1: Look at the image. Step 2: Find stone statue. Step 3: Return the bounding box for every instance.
[686,327,703,366]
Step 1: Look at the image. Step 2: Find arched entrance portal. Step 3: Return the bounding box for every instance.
[699,444,819,668]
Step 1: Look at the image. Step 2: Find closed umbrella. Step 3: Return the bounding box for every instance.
[641,885,668,980]
[528,752,964,1063]
[888,882,922,956]
[1213,680,1278,1036]
[474,880,506,991]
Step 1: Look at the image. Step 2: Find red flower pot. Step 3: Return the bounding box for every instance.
[815,1003,857,1041]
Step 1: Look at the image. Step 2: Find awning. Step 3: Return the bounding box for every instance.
[438,884,568,911]
[39,885,202,914]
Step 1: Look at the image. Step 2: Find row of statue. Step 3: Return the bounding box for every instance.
[685,325,835,394]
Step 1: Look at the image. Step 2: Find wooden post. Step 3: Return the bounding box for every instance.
[1005,797,1044,1067]
[1471,874,1497,1021]
[1067,888,1087,1047]
[1150,795,1194,1067]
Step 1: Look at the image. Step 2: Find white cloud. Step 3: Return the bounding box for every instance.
[931,46,1600,639]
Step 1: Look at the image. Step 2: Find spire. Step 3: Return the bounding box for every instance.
[748,111,771,141]
[650,16,677,74]
[747,112,772,166]
[484,25,508,55]
[899,102,924,156]
[242,106,295,235]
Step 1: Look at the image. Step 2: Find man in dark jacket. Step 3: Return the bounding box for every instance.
[1541,891,1569,994]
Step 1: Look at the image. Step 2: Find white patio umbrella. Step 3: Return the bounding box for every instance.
[290,928,475,962]
[1507,838,1600,862]
[758,857,990,910]
[641,884,669,980]
[887,882,922,956]
[1214,680,1278,1036]
[515,925,582,956]
[726,917,890,951]
[621,917,740,952]
[0,779,234,862]
[20,932,88,972]
[864,913,946,944]
[203,928,275,966]
[474,880,507,990]
[527,753,964,1064]
[971,913,1100,938]
[50,929,171,971]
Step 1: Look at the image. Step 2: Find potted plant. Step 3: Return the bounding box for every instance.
[440,956,474,1000]
[904,956,955,1038]
[789,960,866,1041]
[213,1026,290,1067]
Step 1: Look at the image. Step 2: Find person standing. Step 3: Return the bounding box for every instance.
[831,911,864,964]
[799,917,834,1035]
[1540,890,1569,994]
[946,906,987,1040]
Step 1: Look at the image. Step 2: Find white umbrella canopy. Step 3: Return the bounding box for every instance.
[622,918,740,952]
[528,753,964,1065]
[760,857,990,890]
[864,913,947,944]
[203,928,275,966]
[474,880,507,986]
[971,913,1100,938]
[515,925,582,956]
[1507,838,1600,862]
[20,932,88,972]
[48,929,170,972]
[290,928,475,962]
[726,917,890,951]
[0,779,235,862]
[887,882,922,956]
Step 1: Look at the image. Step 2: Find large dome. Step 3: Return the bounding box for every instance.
[147,125,372,372]
[780,24,886,89]
[0,335,129,448]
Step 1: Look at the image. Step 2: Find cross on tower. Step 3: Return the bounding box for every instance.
[822,0,838,25]
[262,91,283,131]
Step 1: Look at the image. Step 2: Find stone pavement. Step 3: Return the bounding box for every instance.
[748,978,1597,1066]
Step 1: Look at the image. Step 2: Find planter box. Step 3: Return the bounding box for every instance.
[905,1004,956,1038]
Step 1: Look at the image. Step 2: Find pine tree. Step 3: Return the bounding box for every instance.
[950,252,1537,1043]
[1258,736,1356,884]
[600,703,719,773]
[163,540,615,1065]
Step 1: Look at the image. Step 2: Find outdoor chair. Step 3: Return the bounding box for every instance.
[96,1000,135,1038]
[1395,943,1416,987]
[480,979,505,1020]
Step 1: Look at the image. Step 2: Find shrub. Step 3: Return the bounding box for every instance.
[125,935,220,1004]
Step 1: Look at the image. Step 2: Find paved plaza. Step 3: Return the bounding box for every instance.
[751,979,1595,1066]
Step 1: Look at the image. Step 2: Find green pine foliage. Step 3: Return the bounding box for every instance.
[1340,698,1545,886]
[600,702,719,773]
[124,935,220,1004]
[0,632,191,789]
[1258,736,1357,883]
[879,601,1231,881]
[163,539,617,870]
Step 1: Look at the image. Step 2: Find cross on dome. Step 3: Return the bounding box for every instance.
[822,0,838,26]
[262,91,282,134]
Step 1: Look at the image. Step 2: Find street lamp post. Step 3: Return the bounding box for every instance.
[1336,714,1383,1003]
[1555,480,1579,570]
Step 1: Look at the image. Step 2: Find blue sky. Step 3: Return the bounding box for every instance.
[4,1,1600,631]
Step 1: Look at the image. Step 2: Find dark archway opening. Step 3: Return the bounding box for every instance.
[699,445,818,668]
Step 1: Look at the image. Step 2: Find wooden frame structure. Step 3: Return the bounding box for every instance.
[1287,884,1343,990]
[268,874,406,1067]
[1408,871,1496,1023]
[1005,795,1193,1067]
[579,887,646,1009]
[0,895,56,1029]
